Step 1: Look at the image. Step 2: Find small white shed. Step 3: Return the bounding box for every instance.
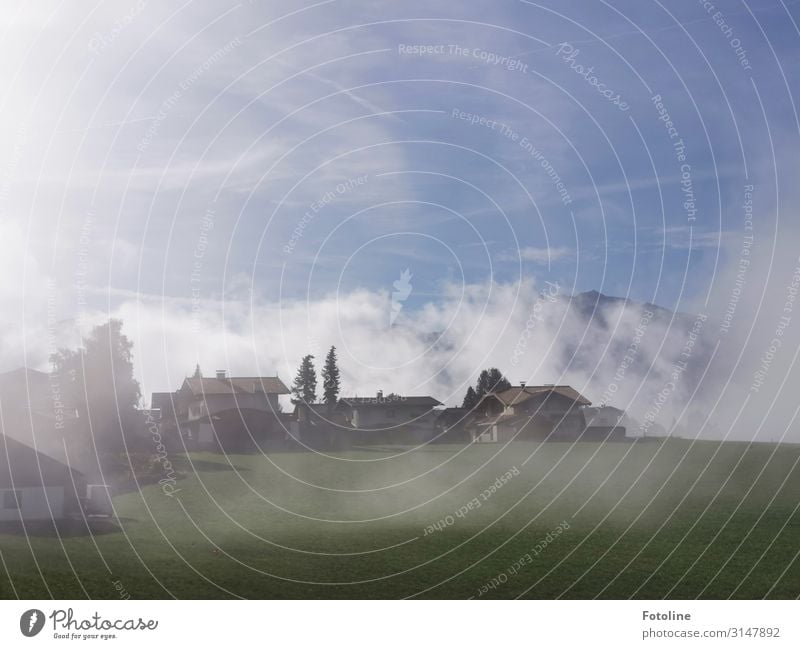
[0,434,86,522]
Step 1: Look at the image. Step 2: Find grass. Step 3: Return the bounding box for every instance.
[1,438,799,599]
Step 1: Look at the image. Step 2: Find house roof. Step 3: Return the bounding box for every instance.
[499,385,591,406]
[0,433,84,488]
[0,366,48,384]
[488,385,591,407]
[182,376,289,396]
[0,367,51,407]
[293,402,335,414]
[339,396,442,408]
[583,405,624,414]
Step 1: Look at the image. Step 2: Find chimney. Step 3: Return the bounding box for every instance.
[216,370,227,380]
[520,381,527,387]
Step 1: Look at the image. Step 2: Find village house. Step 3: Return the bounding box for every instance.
[152,370,290,452]
[433,407,472,443]
[292,402,351,450]
[339,391,441,428]
[292,392,444,448]
[468,384,591,443]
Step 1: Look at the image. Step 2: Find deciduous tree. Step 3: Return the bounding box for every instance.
[50,319,142,457]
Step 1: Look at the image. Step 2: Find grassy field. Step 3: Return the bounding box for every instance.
[1,439,799,599]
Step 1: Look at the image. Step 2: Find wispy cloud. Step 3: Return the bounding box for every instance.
[501,246,574,265]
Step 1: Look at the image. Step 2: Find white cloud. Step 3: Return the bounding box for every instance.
[503,245,574,264]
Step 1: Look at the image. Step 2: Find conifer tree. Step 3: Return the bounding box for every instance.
[291,354,317,404]
[321,346,341,406]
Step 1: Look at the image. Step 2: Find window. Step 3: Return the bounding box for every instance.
[3,490,21,510]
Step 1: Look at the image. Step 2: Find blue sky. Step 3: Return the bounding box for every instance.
[3,1,800,429]
[3,0,795,310]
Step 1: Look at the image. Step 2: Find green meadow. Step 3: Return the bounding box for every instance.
[2,439,799,599]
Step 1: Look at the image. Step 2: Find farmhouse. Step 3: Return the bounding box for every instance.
[0,433,86,522]
[153,370,290,452]
[468,384,591,443]
[337,391,442,444]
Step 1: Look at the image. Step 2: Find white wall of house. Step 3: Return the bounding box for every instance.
[0,486,65,521]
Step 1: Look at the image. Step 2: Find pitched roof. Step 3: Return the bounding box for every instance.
[583,405,624,415]
[182,376,289,396]
[491,385,591,407]
[339,396,442,408]
[0,367,51,407]
[294,402,341,416]
[0,367,48,384]
[0,433,84,488]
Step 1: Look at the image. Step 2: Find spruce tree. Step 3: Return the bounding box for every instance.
[462,385,479,410]
[475,368,511,398]
[291,354,317,404]
[321,346,341,406]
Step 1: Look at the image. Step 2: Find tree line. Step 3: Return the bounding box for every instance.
[290,348,512,414]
